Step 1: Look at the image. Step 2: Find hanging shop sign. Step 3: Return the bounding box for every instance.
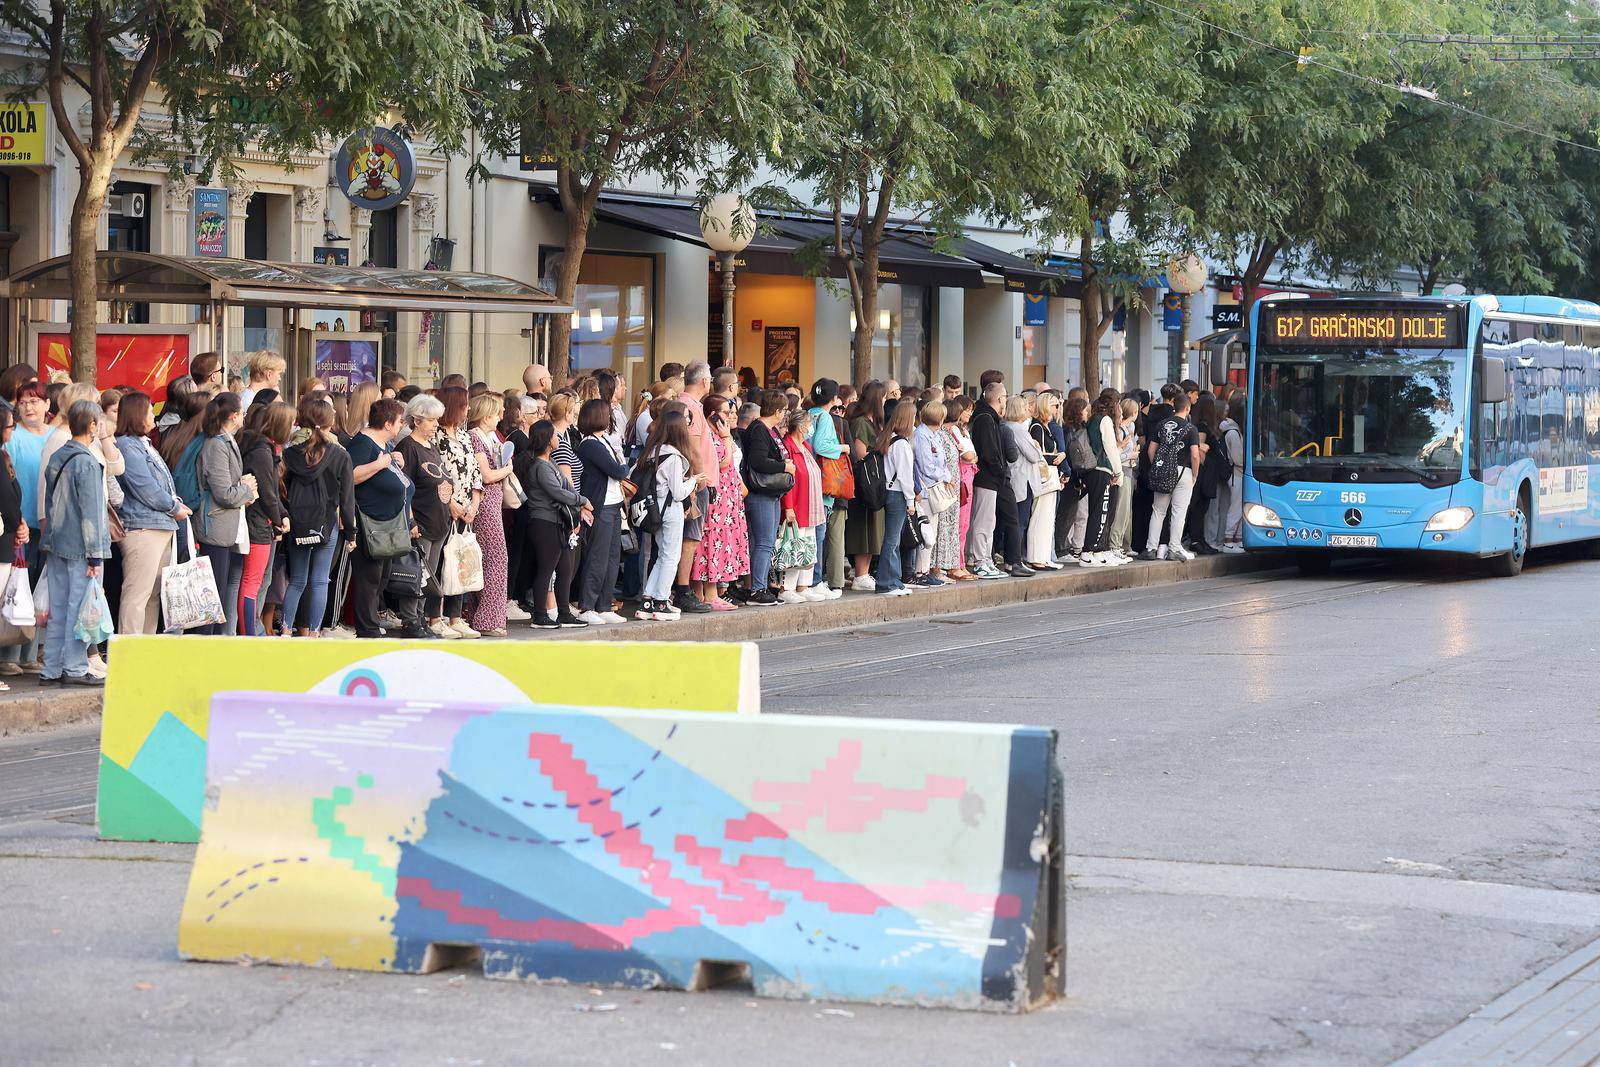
[334,127,416,212]
[192,187,228,257]
[0,103,46,165]
[1212,305,1243,329]
[1162,291,1184,332]
[518,129,558,171]
[1023,292,1048,326]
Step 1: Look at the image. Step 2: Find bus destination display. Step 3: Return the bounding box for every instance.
[1264,305,1463,348]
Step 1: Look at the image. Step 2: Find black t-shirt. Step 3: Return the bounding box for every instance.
[398,435,449,540]
[347,432,410,521]
[1152,414,1199,466]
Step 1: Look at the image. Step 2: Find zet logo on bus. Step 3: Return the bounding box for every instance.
[1295,489,1322,502]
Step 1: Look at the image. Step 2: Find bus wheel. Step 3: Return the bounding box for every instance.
[1490,492,1529,578]
[1295,552,1332,576]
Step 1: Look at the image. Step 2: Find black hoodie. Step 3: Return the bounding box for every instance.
[281,434,356,548]
[237,429,286,545]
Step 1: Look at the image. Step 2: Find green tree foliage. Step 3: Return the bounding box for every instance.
[3,0,485,383]
[470,0,800,383]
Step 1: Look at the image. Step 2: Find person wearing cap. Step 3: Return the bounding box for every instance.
[806,378,846,598]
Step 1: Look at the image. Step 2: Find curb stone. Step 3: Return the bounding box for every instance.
[0,688,104,737]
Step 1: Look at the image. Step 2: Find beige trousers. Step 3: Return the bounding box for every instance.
[119,528,174,636]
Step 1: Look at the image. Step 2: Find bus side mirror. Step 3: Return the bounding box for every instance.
[1480,357,1507,404]
[1209,344,1231,388]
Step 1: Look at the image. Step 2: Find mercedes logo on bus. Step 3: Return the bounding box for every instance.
[1343,508,1363,527]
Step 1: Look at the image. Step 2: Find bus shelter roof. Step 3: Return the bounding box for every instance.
[3,252,570,315]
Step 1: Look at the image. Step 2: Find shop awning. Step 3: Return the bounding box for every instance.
[4,252,570,315]
[536,187,988,289]
[912,236,1083,297]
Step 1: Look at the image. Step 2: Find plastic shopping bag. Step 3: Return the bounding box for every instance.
[1,547,33,628]
[161,525,226,632]
[75,580,114,645]
[437,522,484,596]
[772,521,818,572]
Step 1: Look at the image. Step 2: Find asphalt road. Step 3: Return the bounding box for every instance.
[5,553,1600,1065]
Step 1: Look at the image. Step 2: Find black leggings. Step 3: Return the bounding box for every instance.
[1082,469,1115,554]
[530,518,576,617]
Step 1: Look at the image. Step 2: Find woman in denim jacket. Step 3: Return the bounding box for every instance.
[114,391,190,635]
[40,401,110,686]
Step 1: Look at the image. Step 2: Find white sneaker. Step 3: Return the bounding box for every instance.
[778,590,807,604]
[576,610,608,625]
[824,586,843,600]
[86,653,108,679]
[1156,545,1170,561]
[1169,545,1196,562]
[1221,543,1245,554]
[801,587,828,602]
[1079,553,1105,568]
[429,619,460,640]
[1104,553,1129,567]
[449,618,481,639]
[886,587,913,597]
[600,611,628,624]
[328,624,357,639]
[851,575,876,592]
[505,603,531,622]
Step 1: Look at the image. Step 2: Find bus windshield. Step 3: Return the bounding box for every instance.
[1251,346,1467,484]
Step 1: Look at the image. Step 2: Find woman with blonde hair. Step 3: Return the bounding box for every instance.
[1002,393,1052,570]
[432,385,482,637]
[1107,396,1141,560]
[340,381,380,441]
[467,392,515,635]
[1025,392,1065,569]
[873,398,917,596]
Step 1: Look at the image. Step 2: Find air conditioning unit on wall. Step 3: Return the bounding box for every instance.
[104,192,146,218]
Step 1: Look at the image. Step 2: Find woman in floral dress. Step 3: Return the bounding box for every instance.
[467,394,514,635]
[432,385,483,637]
[944,396,979,580]
[932,411,965,578]
[691,395,749,610]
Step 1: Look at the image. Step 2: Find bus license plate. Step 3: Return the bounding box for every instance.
[1328,534,1377,547]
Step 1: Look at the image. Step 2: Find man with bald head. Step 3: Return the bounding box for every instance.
[523,363,552,396]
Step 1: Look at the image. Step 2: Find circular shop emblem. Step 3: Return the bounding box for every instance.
[334,126,417,212]
[1343,508,1363,527]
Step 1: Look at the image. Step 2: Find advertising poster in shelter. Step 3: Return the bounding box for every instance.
[313,334,379,395]
[193,188,228,257]
[36,329,194,409]
[763,326,800,387]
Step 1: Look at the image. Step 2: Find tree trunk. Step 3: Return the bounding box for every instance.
[68,159,114,384]
[548,199,591,388]
[1077,233,1101,396]
[851,246,880,386]
[1240,239,1281,315]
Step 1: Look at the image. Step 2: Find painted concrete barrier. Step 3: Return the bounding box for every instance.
[99,637,759,843]
[178,691,1064,1011]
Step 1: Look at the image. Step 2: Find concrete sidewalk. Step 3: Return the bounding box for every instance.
[0,551,1284,736]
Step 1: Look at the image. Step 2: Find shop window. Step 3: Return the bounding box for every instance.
[864,283,929,389]
[539,249,654,397]
[107,180,150,323]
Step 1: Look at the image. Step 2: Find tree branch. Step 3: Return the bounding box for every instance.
[44,1,89,168]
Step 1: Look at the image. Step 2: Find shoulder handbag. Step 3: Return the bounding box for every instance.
[502,472,526,510]
[357,507,411,560]
[926,480,958,515]
[818,414,856,500]
[747,466,794,496]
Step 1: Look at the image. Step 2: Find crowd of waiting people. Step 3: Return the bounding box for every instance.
[0,350,1247,683]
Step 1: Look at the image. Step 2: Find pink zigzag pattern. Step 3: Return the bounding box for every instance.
[725,739,968,840]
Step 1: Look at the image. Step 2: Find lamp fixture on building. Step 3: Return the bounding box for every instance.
[699,192,755,369]
[1167,253,1209,370]
[589,307,603,333]
[879,309,891,330]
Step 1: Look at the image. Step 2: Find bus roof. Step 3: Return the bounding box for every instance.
[1482,295,1600,321]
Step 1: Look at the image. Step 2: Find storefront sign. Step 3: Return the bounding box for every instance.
[0,103,46,165]
[314,335,379,394]
[1023,292,1047,326]
[192,187,228,257]
[312,246,349,266]
[518,129,558,171]
[1212,305,1243,329]
[333,127,416,212]
[1162,291,1184,332]
[763,326,800,387]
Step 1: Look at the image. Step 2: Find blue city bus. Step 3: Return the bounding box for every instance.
[1240,294,1600,576]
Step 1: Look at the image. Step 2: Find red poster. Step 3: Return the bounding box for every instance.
[37,332,193,409]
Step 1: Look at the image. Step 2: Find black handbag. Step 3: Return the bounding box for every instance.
[386,545,425,597]
[746,466,794,496]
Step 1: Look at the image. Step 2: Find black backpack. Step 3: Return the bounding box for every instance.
[1148,418,1191,495]
[285,452,335,546]
[627,454,664,535]
[852,450,887,510]
[1065,426,1097,474]
[1197,430,1232,500]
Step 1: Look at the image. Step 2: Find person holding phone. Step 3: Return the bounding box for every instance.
[690,394,748,612]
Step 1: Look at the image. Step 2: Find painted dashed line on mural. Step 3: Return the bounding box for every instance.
[202,856,311,923]
[441,807,659,845]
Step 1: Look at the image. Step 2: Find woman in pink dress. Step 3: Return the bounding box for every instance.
[691,395,749,610]
[945,396,979,579]
[467,394,514,635]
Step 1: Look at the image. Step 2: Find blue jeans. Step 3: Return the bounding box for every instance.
[200,544,245,635]
[42,557,94,680]
[643,505,684,602]
[876,494,909,591]
[811,520,827,588]
[283,540,338,634]
[745,494,781,591]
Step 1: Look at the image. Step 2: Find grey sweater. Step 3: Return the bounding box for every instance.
[527,456,587,525]
[196,433,254,547]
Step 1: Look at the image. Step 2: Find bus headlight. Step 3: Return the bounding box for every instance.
[1243,503,1282,528]
[1424,506,1474,532]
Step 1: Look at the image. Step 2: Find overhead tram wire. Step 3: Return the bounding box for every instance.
[1112,0,1600,158]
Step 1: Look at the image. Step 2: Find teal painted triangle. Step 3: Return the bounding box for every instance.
[126,711,206,831]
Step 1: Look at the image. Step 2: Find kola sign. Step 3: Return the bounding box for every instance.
[333,126,416,212]
[0,104,46,165]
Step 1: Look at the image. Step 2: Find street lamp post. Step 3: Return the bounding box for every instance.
[1167,253,1209,380]
[699,192,755,373]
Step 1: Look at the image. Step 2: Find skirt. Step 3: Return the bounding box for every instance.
[845,497,885,557]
